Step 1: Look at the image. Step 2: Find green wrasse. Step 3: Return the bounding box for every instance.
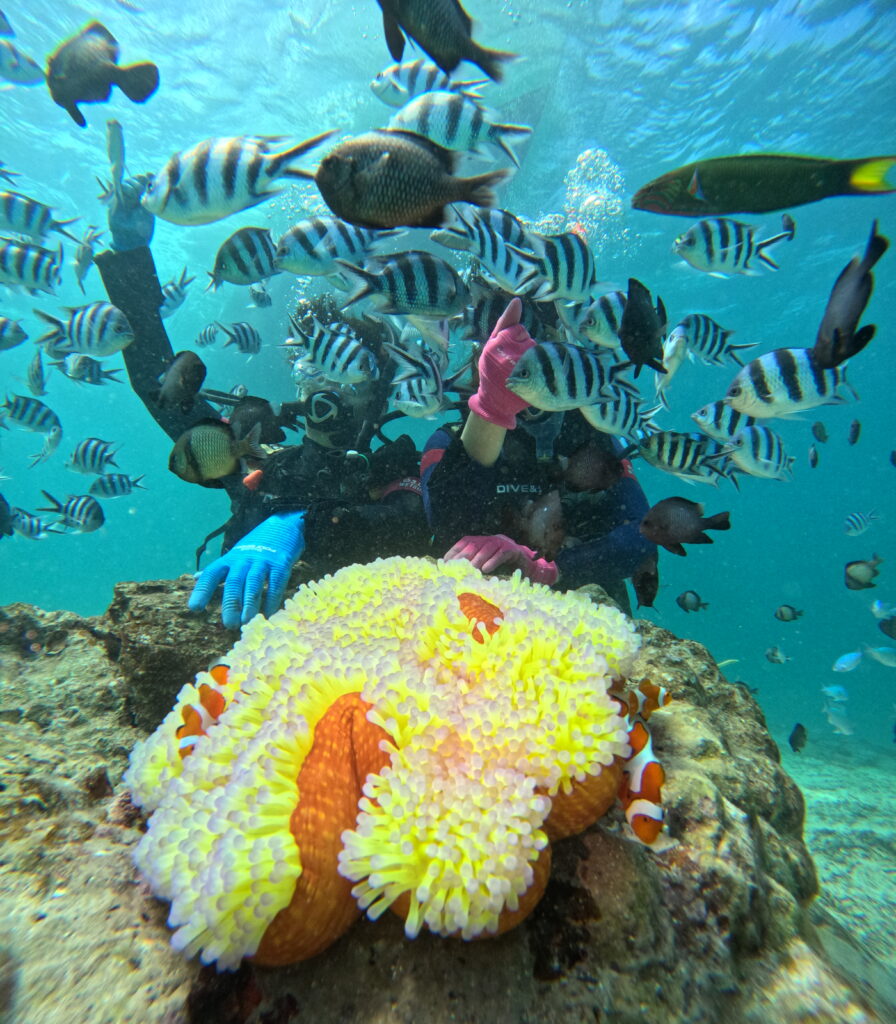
[632,153,896,216]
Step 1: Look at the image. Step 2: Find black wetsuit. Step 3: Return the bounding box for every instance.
[96,245,430,569]
[422,413,656,610]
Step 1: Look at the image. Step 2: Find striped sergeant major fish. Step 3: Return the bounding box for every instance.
[66,437,119,475]
[388,89,531,166]
[557,290,626,350]
[505,340,634,412]
[160,267,195,318]
[637,431,731,484]
[141,131,335,226]
[29,425,63,467]
[509,230,599,301]
[673,214,795,276]
[248,282,272,308]
[668,313,755,366]
[0,393,62,436]
[431,205,538,294]
[843,510,880,537]
[337,250,470,318]
[690,400,756,442]
[0,237,63,295]
[579,392,662,442]
[27,349,46,397]
[0,191,78,242]
[726,426,794,481]
[50,354,123,386]
[462,290,546,343]
[34,301,135,357]
[217,321,262,356]
[724,347,855,419]
[0,316,26,351]
[38,491,105,533]
[285,315,379,385]
[10,509,61,540]
[89,473,146,498]
[209,227,278,289]
[194,324,219,348]
[274,217,403,278]
[370,58,487,107]
[389,375,444,418]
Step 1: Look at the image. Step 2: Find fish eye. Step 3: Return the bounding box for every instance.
[583,316,595,328]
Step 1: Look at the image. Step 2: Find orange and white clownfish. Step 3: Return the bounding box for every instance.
[618,719,666,845]
[610,678,672,721]
[457,592,504,644]
[175,662,230,759]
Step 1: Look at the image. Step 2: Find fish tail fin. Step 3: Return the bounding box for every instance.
[726,342,758,366]
[114,61,160,104]
[861,219,889,270]
[269,130,337,179]
[468,43,517,83]
[334,259,378,308]
[32,308,64,345]
[205,272,219,292]
[847,156,896,194]
[53,218,80,243]
[133,475,147,489]
[456,168,512,210]
[703,511,731,531]
[489,123,532,168]
[756,213,796,268]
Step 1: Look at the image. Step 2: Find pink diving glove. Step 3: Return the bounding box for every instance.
[468,298,537,430]
[445,534,559,586]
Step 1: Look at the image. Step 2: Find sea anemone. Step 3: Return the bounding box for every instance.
[125,556,647,969]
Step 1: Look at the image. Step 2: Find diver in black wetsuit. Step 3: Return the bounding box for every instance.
[96,178,429,630]
[421,299,657,613]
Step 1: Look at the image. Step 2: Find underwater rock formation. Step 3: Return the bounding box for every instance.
[0,573,888,1024]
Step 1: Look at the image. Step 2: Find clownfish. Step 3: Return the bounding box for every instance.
[618,719,666,845]
[610,678,671,720]
[457,592,504,644]
[174,662,230,759]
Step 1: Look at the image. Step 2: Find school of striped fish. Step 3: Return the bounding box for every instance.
[0,4,893,746]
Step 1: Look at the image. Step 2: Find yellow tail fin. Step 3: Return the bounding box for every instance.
[850,157,896,193]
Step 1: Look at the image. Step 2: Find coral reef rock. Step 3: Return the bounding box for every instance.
[0,581,887,1024]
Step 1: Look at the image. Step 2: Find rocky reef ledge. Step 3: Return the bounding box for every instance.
[0,574,887,1024]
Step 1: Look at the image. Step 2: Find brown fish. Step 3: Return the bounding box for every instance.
[844,553,883,590]
[618,277,666,377]
[377,0,515,82]
[788,723,807,753]
[558,437,624,492]
[516,489,565,561]
[813,220,888,369]
[156,351,206,413]
[632,554,659,609]
[879,615,896,641]
[639,497,730,556]
[46,21,159,128]
[314,129,509,229]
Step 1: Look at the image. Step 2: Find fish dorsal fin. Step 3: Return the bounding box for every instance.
[372,128,456,174]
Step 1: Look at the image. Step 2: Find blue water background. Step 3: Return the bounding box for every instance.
[0,0,894,753]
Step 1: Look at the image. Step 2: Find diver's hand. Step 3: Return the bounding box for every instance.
[189,511,306,629]
[107,174,155,251]
[444,533,558,585]
[468,298,536,430]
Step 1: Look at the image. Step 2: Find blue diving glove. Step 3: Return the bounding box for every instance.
[189,511,306,629]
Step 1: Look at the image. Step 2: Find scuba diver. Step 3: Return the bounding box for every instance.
[95,131,429,631]
[421,299,657,613]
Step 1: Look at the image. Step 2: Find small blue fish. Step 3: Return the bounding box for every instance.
[831,651,862,672]
[821,684,849,701]
[861,645,896,668]
[870,599,896,619]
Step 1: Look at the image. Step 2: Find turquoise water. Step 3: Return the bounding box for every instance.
[0,0,894,759]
